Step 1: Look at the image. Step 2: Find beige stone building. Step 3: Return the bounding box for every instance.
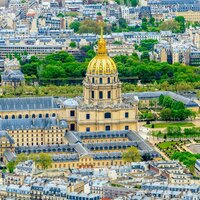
[78,29,138,132]
[0,29,138,133]
[0,31,144,168]
[175,11,200,22]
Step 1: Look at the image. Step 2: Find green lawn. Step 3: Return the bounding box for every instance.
[157,141,177,149]
[145,122,195,128]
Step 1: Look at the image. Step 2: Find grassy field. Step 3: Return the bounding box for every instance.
[145,122,195,128]
[157,141,177,149]
[156,140,191,158]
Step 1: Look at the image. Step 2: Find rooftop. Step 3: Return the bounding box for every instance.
[0,97,59,111]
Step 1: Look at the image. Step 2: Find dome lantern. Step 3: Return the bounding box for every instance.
[86,26,118,76]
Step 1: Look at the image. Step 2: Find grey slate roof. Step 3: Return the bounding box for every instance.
[52,154,79,162]
[16,130,160,162]
[1,70,24,82]
[0,97,59,111]
[0,131,14,144]
[92,152,122,160]
[65,132,81,143]
[15,144,76,154]
[4,150,17,162]
[74,143,90,155]
[0,118,68,131]
[78,130,128,139]
[85,141,138,149]
[124,91,199,107]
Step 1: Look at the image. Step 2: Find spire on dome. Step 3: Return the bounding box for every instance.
[97,25,107,55]
[100,26,103,39]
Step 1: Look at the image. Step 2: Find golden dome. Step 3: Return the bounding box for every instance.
[87,27,117,75]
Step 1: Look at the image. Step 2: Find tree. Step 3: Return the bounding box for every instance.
[38,153,52,169]
[6,161,16,173]
[172,109,192,121]
[40,65,66,79]
[139,39,158,52]
[16,153,28,163]
[113,41,122,45]
[29,154,39,163]
[57,13,64,18]
[160,108,172,121]
[142,153,153,161]
[86,50,96,59]
[69,41,76,48]
[160,20,180,33]
[130,0,138,6]
[65,12,78,17]
[119,18,127,29]
[159,94,165,106]
[162,96,173,108]
[122,146,141,163]
[150,17,155,26]
[141,22,148,31]
[171,152,198,173]
[171,101,185,110]
[142,18,147,23]
[175,16,185,33]
[141,51,150,61]
[167,126,181,136]
[69,21,80,32]
[115,0,138,6]
[78,20,103,34]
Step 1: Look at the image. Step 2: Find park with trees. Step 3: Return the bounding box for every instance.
[158,95,196,121]
[19,50,200,85]
[6,153,52,173]
[155,141,200,174]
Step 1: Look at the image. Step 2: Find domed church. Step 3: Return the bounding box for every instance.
[72,28,139,132]
[0,28,139,134]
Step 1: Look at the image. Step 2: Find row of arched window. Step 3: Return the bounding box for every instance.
[1,113,56,120]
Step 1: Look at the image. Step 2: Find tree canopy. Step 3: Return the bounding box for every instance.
[160,20,180,33]
[69,21,80,32]
[20,51,200,86]
[159,95,195,121]
[171,152,200,173]
[6,153,52,173]
[122,146,141,162]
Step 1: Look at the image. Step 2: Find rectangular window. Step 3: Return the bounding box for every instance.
[108,91,111,99]
[92,91,94,98]
[105,125,111,131]
[100,78,103,84]
[70,110,75,117]
[125,112,129,118]
[125,126,129,130]
[99,91,103,99]
[86,127,90,132]
[70,124,75,131]
[86,114,90,119]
